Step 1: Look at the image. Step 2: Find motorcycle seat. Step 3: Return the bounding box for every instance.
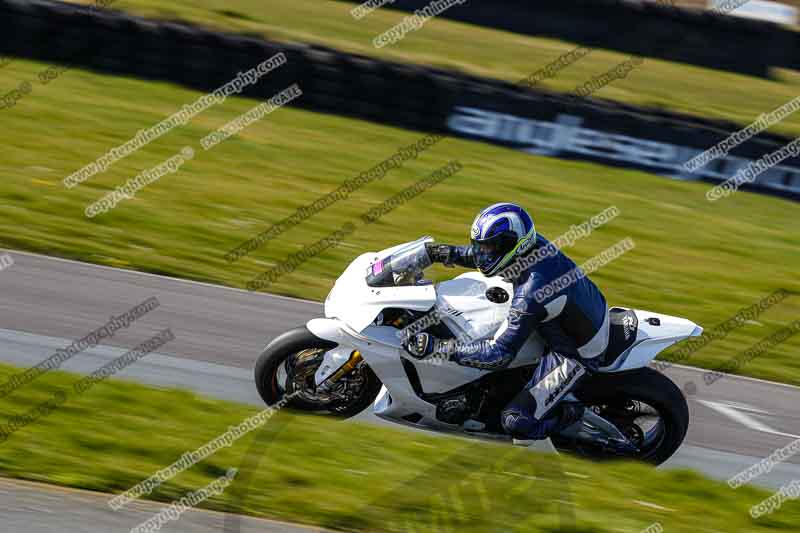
[597,307,639,368]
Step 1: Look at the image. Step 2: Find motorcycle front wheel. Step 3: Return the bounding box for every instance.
[254,326,382,418]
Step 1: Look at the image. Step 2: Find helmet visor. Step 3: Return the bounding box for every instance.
[471,232,518,274]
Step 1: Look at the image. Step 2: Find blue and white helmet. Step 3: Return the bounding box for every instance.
[469,203,536,276]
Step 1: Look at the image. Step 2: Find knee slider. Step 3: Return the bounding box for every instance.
[501,408,535,439]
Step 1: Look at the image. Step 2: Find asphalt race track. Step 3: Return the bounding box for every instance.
[0,250,798,531]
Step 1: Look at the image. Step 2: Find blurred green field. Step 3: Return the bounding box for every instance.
[1,362,797,533]
[68,0,800,137]
[0,58,798,385]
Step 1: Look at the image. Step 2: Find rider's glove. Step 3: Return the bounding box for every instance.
[403,332,437,359]
[425,243,456,268]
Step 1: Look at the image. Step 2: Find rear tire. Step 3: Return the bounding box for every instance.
[254,326,382,419]
[563,367,689,465]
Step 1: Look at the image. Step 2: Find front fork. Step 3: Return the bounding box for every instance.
[316,350,363,394]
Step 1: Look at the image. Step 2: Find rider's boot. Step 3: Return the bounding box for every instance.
[552,402,585,432]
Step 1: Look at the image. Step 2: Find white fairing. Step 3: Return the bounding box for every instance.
[434,272,544,369]
[311,239,702,430]
[605,310,703,372]
[324,247,436,333]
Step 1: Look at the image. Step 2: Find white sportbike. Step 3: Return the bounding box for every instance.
[255,238,701,464]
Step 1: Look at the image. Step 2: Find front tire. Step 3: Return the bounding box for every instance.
[254,326,382,419]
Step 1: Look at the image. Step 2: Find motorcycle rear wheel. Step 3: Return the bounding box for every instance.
[552,367,689,465]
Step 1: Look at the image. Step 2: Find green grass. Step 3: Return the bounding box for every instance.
[0,362,798,532]
[63,0,800,137]
[0,58,799,387]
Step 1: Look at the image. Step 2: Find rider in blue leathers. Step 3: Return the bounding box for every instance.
[403,203,610,440]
